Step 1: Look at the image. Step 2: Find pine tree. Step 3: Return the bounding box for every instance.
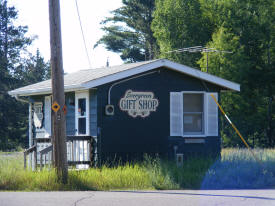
[0,1,49,150]
[94,0,158,62]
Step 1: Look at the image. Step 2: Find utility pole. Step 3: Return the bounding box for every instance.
[49,0,68,183]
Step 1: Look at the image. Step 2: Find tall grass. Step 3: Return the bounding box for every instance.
[201,148,275,189]
[0,148,274,191]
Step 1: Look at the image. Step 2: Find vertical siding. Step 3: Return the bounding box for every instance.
[65,92,75,135]
[90,89,97,136]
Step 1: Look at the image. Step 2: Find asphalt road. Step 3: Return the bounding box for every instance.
[0,190,275,206]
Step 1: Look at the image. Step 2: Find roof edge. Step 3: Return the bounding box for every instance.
[82,59,240,92]
[8,84,86,97]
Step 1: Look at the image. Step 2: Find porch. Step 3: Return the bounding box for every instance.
[24,135,95,170]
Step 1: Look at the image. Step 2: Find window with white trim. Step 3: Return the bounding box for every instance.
[170,92,218,137]
[75,91,90,135]
[183,93,204,135]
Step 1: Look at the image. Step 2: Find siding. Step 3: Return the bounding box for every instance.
[66,92,75,135]
[90,89,97,136]
[96,67,222,162]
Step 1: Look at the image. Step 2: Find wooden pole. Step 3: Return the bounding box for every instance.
[49,0,68,183]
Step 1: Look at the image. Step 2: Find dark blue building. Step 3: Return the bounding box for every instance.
[9,59,240,167]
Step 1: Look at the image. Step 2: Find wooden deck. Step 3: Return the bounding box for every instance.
[24,136,95,170]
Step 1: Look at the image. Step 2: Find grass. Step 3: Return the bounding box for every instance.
[201,148,275,189]
[0,148,274,191]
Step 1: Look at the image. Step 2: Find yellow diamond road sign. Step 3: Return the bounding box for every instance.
[52,101,60,113]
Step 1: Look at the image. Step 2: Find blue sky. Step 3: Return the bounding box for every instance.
[8,0,123,73]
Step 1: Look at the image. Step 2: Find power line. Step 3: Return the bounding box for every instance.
[75,0,92,69]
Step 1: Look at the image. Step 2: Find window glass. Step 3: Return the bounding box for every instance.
[78,98,86,116]
[183,94,203,112]
[78,118,86,134]
[184,114,203,133]
[183,93,203,134]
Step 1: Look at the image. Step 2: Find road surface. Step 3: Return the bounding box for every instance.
[0,190,275,206]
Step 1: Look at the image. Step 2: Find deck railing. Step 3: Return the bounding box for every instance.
[24,136,94,170]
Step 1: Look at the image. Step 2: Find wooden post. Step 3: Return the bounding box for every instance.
[24,151,27,169]
[40,153,43,171]
[49,0,68,183]
[34,147,37,170]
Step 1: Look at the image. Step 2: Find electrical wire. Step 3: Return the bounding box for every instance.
[75,0,92,69]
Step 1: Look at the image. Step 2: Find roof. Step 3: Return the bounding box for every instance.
[9,59,240,96]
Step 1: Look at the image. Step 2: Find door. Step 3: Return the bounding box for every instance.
[75,91,90,135]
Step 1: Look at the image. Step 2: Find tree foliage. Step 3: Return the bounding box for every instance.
[0,1,50,150]
[153,0,275,147]
[152,0,214,68]
[198,0,275,147]
[95,0,158,62]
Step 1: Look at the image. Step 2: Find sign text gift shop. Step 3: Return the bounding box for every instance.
[119,90,159,118]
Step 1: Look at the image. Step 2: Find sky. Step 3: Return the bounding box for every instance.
[8,0,124,73]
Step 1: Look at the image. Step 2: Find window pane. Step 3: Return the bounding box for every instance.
[183,94,203,112]
[78,98,86,116]
[184,114,203,133]
[78,118,86,134]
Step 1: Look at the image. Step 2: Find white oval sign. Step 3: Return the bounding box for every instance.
[119,90,159,118]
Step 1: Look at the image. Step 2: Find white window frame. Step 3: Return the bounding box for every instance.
[170,91,219,137]
[182,91,207,137]
[75,90,90,136]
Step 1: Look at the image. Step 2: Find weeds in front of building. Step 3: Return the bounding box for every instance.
[0,149,274,191]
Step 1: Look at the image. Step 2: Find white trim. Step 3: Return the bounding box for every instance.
[44,96,52,137]
[206,93,219,136]
[9,85,86,97]
[82,61,164,89]
[29,103,33,147]
[81,59,239,91]
[204,93,208,135]
[182,91,206,137]
[170,91,219,138]
[9,59,240,97]
[163,60,240,91]
[81,59,240,91]
[75,90,90,136]
[170,92,183,136]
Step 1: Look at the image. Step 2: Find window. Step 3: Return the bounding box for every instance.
[75,91,89,135]
[78,98,86,134]
[170,92,218,137]
[183,93,203,135]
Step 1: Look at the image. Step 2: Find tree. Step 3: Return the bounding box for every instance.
[198,0,275,147]
[152,0,275,147]
[0,1,32,150]
[94,0,158,62]
[16,49,51,85]
[152,0,214,68]
[0,1,49,150]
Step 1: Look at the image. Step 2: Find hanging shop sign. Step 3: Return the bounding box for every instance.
[119,90,159,118]
[33,102,43,128]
